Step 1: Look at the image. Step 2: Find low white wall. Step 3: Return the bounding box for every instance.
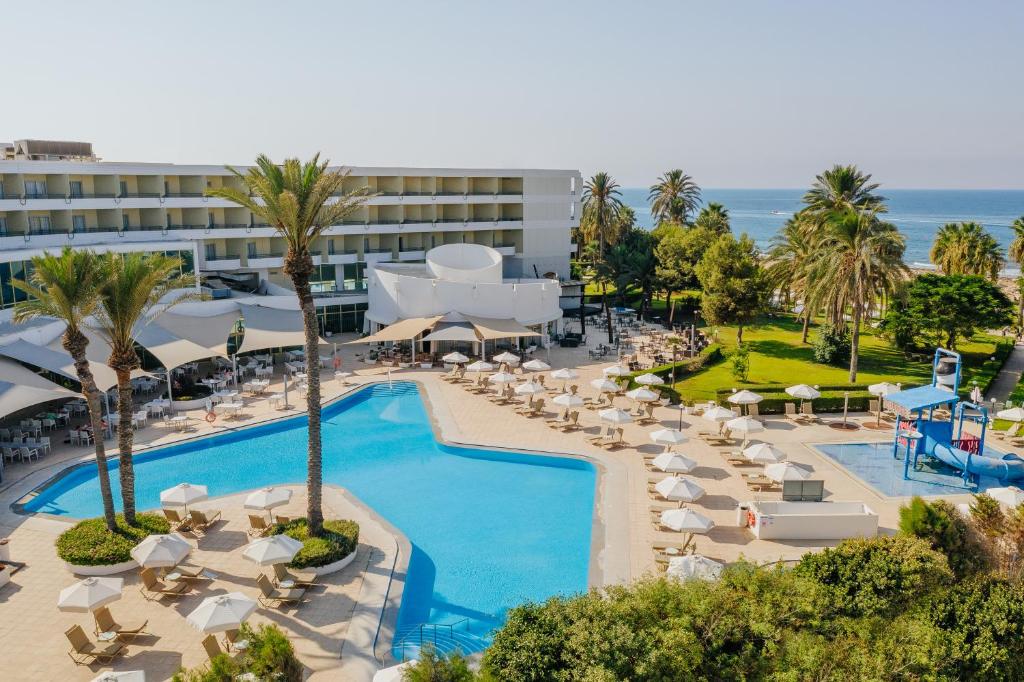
[747,501,878,540]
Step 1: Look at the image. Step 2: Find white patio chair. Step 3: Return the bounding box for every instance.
[19,446,39,463]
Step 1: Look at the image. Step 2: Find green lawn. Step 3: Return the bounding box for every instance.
[674,316,1003,402]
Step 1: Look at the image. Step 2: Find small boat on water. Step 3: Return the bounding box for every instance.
[770,210,784,215]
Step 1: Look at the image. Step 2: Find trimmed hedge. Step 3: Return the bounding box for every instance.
[56,513,171,566]
[626,344,724,403]
[715,385,874,414]
[966,339,1014,398]
[271,517,359,569]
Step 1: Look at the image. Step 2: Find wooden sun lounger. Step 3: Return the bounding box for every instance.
[162,507,193,533]
[139,567,190,600]
[93,606,148,642]
[189,508,223,534]
[273,562,320,588]
[559,412,582,432]
[545,409,569,425]
[65,624,126,665]
[257,573,306,608]
[598,428,631,450]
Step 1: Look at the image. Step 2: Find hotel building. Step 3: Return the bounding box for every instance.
[0,139,581,335]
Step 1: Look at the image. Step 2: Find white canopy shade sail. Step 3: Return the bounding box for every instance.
[133,318,230,370]
[625,387,660,402]
[659,507,714,532]
[728,390,763,405]
[421,323,478,343]
[0,338,129,392]
[151,310,238,359]
[602,364,631,377]
[350,316,444,345]
[552,393,585,408]
[650,428,689,446]
[462,315,541,340]
[0,358,78,417]
[743,443,787,464]
[635,373,665,386]
[521,359,551,372]
[160,483,209,508]
[667,554,723,580]
[130,533,192,568]
[654,476,706,502]
[703,406,737,422]
[237,303,312,354]
[550,368,579,381]
[987,486,1024,507]
[590,378,620,393]
[466,361,494,373]
[242,534,304,566]
[441,352,470,363]
[186,592,258,633]
[765,461,812,482]
[650,451,697,473]
[785,384,821,400]
[243,487,293,511]
[598,407,633,424]
[57,577,123,613]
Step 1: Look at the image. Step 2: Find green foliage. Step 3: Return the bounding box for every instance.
[729,343,750,381]
[271,517,359,569]
[930,221,1005,281]
[712,384,872,414]
[695,233,770,340]
[794,534,952,617]
[812,322,851,365]
[693,202,730,235]
[882,274,1013,350]
[56,513,170,566]
[172,623,303,682]
[655,225,719,293]
[899,497,989,577]
[402,646,478,681]
[969,493,1006,538]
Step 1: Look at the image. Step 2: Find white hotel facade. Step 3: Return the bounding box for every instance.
[0,140,581,336]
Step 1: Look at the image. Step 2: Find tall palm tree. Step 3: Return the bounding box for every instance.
[930,222,1004,281]
[693,202,730,235]
[580,172,624,258]
[804,210,908,382]
[1008,216,1024,325]
[766,215,817,343]
[648,169,701,225]
[11,248,118,530]
[92,253,190,525]
[803,165,886,217]
[207,155,372,536]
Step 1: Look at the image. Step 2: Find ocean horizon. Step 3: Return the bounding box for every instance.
[622,188,1024,275]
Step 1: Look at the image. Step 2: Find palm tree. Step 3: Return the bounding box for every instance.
[207,155,372,536]
[648,169,701,225]
[803,165,886,217]
[92,253,190,525]
[1009,216,1024,325]
[930,222,1004,281]
[580,172,624,258]
[766,215,817,343]
[693,202,730,235]
[804,210,908,382]
[11,248,118,530]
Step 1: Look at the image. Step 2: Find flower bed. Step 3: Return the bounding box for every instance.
[271,518,359,569]
[56,513,170,566]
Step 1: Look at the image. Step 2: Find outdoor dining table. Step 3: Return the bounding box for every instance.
[170,415,190,431]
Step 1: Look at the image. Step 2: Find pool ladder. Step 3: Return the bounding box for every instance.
[395,618,489,661]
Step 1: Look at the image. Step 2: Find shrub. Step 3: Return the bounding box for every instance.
[811,323,851,365]
[402,646,478,681]
[899,496,989,577]
[56,513,170,566]
[625,343,724,403]
[729,344,749,382]
[271,517,359,569]
[173,623,303,682]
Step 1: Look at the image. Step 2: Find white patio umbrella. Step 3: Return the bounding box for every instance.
[130,533,192,568]
[725,416,764,446]
[522,359,551,372]
[658,507,714,532]
[997,407,1024,422]
[488,371,517,384]
[493,351,520,364]
[91,673,146,682]
[703,405,737,422]
[599,407,633,424]
[242,534,304,566]
[626,387,660,403]
[514,381,546,396]
[650,451,697,473]
[550,368,579,381]
[603,364,631,378]
[650,428,689,448]
[374,663,414,682]
[466,360,494,373]
[186,592,258,634]
[868,382,900,396]
[654,476,706,502]
[728,389,763,416]
[442,352,469,364]
[159,483,208,512]
[243,486,293,513]
[552,393,586,408]
[57,577,124,613]
[666,554,724,580]
[742,443,786,464]
[785,384,821,400]
[590,378,620,393]
[987,486,1024,507]
[635,373,666,386]
[765,461,812,482]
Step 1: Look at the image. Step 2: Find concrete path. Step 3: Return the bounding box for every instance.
[985,342,1024,403]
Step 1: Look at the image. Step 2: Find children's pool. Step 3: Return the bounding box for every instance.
[24,382,597,652]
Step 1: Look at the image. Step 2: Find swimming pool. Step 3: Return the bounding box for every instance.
[24,382,597,652]
[813,441,1005,497]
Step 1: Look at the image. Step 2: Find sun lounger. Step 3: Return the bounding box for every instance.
[587,426,612,444]
[720,450,757,466]
[256,573,306,608]
[248,514,274,538]
[522,398,546,417]
[163,507,192,533]
[635,403,658,425]
[545,409,569,426]
[202,634,242,662]
[514,397,537,414]
[139,567,190,600]
[558,411,582,432]
[65,624,126,665]
[784,403,809,424]
[994,422,1022,441]
[800,402,818,422]
[93,606,148,642]
[599,428,631,450]
[273,562,319,588]
[699,431,732,445]
[584,395,612,410]
[170,563,210,580]
[189,508,223,533]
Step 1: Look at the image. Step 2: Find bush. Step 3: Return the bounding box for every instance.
[625,343,723,403]
[173,623,303,682]
[899,496,989,577]
[729,344,749,382]
[402,646,478,681]
[271,517,359,569]
[714,384,873,414]
[56,513,170,566]
[812,323,851,365]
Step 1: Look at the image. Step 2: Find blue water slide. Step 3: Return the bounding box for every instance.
[925,441,1024,483]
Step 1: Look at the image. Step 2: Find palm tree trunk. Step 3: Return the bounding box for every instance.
[65,331,118,531]
[666,290,675,325]
[114,369,137,524]
[849,302,862,383]
[602,282,614,344]
[289,258,325,537]
[801,309,811,344]
[737,325,744,345]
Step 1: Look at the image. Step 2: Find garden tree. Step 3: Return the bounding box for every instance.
[930,221,1005,281]
[11,248,118,531]
[648,168,701,225]
[580,172,623,258]
[766,214,818,342]
[899,496,989,578]
[654,225,718,323]
[729,343,750,381]
[811,323,851,366]
[92,253,190,524]
[401,646,477,682]
[694,233,770,343]
[881,274,1013,350]
[1008,215,1024,324]
[803,209,908,382]
[692,202,731,235]
[802,164,886,217]
[207,155,372,536]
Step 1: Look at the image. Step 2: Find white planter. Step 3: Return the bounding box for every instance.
[171,397,211,412]
[63,559,139,576]
[419,362,433,369]
[0,565,11,588]
[311,549,356,577]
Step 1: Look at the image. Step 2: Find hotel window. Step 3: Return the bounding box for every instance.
[205,243,217,260]
[69,181,83,198]
[122,214,130,230]
[25,180,46,198]
[0,217,6,236]
[119,181,128,197]
[0,182,5,199]
[327,239,335,255]
[208,212,215,228]
[164,181,170,196]
[72,215,86,232]
[28,215,51,234]
[247,242,257,259]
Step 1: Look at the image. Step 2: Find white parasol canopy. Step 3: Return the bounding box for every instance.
[658,507,714,532]
[492,351,520,364]
[91,673,146,682]
[186,592,257,633]
[159,483,208,509]
[590,378,620,393]
[868,382,900,396]
[373,663,415,682]
[550,368,579,381]
[785,384,821,400]
[130,533,192,568]
[996,407,1024,422]
[603,364,631,377]
[703,406,737,422]
[650,428,689,446]
[650,451,698,473]
[765,461,812,482]
[635,373,666,386]
[242,534,304,566]
[987,486,1024,507]
[728,390,763,405]
[514,381,546,396]
[725,416,764,435]
[666,554,724,580]
[552,393,586,408]
[442,352,469,364]
[57,577,123,613]
[521,359,551,372]
[625,387,660,402]
[466,361,494,373]
[243,487,293,511]
[654,476,706,502]
[743,443,786,464]
[488,372,517,384]
[599,407,633,424]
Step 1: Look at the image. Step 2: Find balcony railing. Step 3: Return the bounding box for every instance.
[247,252,284,260]
[162,192,206,198]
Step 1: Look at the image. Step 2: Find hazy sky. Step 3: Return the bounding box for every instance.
[6,1,1023,188]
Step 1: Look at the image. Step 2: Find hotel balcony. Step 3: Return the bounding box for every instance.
[494,243,518,257]
[245,252,285,269]
[398,249,426,261]
[324,250,359,265]
[203,256,242,271]
[363,249,394,265]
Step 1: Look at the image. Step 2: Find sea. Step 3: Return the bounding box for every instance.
[621,188,1024,275]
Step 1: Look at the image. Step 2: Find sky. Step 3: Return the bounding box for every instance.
[5,1,1023,189]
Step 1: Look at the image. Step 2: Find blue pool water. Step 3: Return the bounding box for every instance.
[24,382,596,650]
[813,441,1006,497]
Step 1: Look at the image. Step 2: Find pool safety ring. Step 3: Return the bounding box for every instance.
[205,411,217,423]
